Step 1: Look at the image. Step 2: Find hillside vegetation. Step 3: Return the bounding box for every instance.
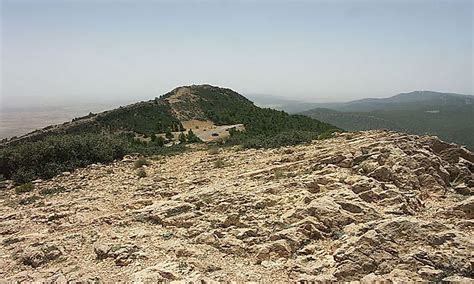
[301,91,474,150]
[162,86,337,148]
[0,85,339,183]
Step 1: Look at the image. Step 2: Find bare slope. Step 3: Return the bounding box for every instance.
[1,130,473,282]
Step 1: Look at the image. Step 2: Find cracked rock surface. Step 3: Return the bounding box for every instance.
[1,130,473,282]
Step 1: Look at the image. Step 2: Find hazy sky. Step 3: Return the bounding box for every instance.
[1,0,472,108]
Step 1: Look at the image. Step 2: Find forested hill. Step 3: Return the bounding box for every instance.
[301,91,474,150]
[0,85,339,184]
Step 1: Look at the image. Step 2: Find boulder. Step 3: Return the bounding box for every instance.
[134,200,194,226]
[333,217,471,281]
[452,197,474,219]
[133,262,182,282]
[254,240,293,262]
[20,245,62,268]
[368,166,393,182]
[93,243,143,266]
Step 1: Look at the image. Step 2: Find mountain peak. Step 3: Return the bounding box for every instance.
[157,84,253,121]
[164,84,250,102]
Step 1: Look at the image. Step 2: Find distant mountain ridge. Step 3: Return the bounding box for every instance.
[322,91,474,112]
[301,91,474,150]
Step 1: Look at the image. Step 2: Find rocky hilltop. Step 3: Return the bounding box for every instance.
[1,130,473,282]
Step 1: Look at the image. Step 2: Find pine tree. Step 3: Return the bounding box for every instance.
[151,135,165,147]
[178,132,187,143]
[186,129,201,143]
[165,129,173,140]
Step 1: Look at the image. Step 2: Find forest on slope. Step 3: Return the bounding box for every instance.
[300,91,473,150]
[0,85,338,184]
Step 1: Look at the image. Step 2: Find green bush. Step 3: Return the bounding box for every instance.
[208,147,220,155]
[228,130,326,149]
[19,195,41,205]
[178,132,187,143]
[0,133,127,183]
[273,169,285,179]
[136,168,147,178]
[15,182,34,194]
[134,157,151,169]
[214,158,226,168]
[126,142,186,157]
[11,168,35,184]
[39,186,67,195]
[318,130,337,140]
[186,129,201,143]
[165,129,174,140]
[149,135,166,147]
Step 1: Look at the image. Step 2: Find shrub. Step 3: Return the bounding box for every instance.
[134,157,151,169]
[178,132,187,143]
[165,129,174,140]
[150,135,165,147]
[19,195,41,205]
[0,133,127,183]
[127,142,186,157]
[136,168,147,178]
[186,129,202,143]
[39,186,66,195]
[318,130,336,140]
[214,158,225,168]
[15,182,34,194]
[230,130,321,149]
[11,168,35,184]
[273,169,285,179]
[208,147,219,155]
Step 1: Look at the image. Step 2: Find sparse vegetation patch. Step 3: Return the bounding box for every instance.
[136,168,147,178]
[15,183,34,194]
[134,157,151,169]
[213,158,226,168]
[19,195,42,205]
[39,186,67,196]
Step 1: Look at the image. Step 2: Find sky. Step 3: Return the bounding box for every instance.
[0,0,472,108]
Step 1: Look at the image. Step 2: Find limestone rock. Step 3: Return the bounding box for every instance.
[1,130,473,282]
[93,243,144,266]
[452,196,474,219]
[254,240,293,262]
[133,262,181,282]
[20,245,62,268]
